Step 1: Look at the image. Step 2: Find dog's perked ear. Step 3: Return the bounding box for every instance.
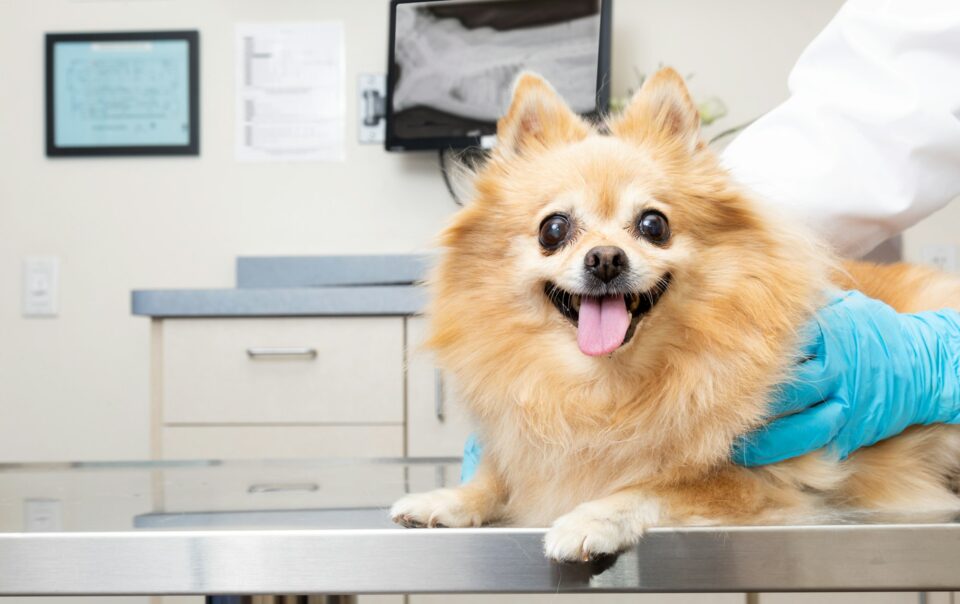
[609,67,703,154]
[495,72,590,157]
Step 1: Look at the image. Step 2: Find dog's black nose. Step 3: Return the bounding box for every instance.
[584,246,627,283]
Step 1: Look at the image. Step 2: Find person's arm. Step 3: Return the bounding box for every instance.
[722,0,960,258]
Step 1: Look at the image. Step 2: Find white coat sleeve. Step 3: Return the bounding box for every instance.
[721,0,960,258]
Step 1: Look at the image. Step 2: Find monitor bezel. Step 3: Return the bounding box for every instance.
[45,30,200,157]
[384,0,611,152]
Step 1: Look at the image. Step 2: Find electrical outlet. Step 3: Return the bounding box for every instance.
[23,498,62,532]
[22,256,59,317]
[920,245,958,273]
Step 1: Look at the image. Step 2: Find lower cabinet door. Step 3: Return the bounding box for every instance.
[405,316,475,458]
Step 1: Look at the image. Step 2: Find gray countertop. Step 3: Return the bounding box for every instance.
[132,255,430,317]
[131,284,427,317]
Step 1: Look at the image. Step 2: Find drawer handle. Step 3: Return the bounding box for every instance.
[434,368,445,422]
[248,482,320,494]
[246,347,317,359]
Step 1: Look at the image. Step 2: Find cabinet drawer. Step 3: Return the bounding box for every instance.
[162,318,403,424]
[405,316,475,457]
[160,458,407,512]
[161,425,404,460]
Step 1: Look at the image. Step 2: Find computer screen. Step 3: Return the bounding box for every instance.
[385,0,611,151]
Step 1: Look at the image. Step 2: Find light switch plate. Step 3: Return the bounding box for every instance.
[357,73,386,144]
[22,256,59,317]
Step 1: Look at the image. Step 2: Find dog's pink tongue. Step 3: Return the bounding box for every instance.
[577,295,630,356]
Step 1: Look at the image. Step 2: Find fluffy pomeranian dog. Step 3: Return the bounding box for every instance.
[391,68,960,561]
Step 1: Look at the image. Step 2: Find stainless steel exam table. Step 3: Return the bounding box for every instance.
[0,458,958,601]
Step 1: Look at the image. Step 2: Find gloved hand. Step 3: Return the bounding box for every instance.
[461,433,482,483]
[735,290,960,466]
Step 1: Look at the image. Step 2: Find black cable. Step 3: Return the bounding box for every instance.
[438,148,464,206]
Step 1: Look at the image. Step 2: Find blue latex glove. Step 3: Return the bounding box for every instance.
[735,290,960,466]
[461,433,482,483]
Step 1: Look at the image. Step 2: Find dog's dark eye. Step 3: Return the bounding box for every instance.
[636,210,670,245]
[539,214,572,250]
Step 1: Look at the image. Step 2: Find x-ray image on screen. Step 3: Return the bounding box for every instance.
[389,0,604,143]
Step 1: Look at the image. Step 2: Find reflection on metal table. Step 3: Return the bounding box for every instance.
[0,458,958,598]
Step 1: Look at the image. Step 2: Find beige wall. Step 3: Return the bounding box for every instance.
[0,0,858,461]
[904,205,960,267]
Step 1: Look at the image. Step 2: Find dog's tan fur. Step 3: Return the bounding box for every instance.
[391,69,960,561]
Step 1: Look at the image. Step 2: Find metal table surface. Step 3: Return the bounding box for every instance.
[1,458,959,596]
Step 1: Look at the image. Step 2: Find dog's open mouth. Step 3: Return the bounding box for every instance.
[544,274,672,357]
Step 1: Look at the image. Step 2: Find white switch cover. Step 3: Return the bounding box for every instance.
[24,498,62,532]
[920,245,957,273]
[357,73,386,144]
[22,256,59,317]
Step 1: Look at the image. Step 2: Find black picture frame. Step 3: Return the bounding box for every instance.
[45,30,200,157]
[384,0,611,152]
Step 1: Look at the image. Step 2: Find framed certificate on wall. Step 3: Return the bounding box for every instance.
[45,31,200,157]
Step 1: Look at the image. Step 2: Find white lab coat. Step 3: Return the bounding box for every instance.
[721,0,960,258]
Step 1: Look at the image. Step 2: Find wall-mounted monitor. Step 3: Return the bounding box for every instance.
[45,31,200,157]
[385,0,611,152]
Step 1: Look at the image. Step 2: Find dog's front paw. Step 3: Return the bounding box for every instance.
[544,506,630,562]
[544,498,659,562]
[390,488,484,528]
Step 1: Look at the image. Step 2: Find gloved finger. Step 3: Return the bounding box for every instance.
[460,433,483,484]
[766,317,844,416]
[795,318,825,361]
[732,399,847,467]
[767,356,836,416]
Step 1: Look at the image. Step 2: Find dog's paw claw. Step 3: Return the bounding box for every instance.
[390,489,481,529]
[544,518,629,562]
[544,500,657,562]
[392,513,425,529]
